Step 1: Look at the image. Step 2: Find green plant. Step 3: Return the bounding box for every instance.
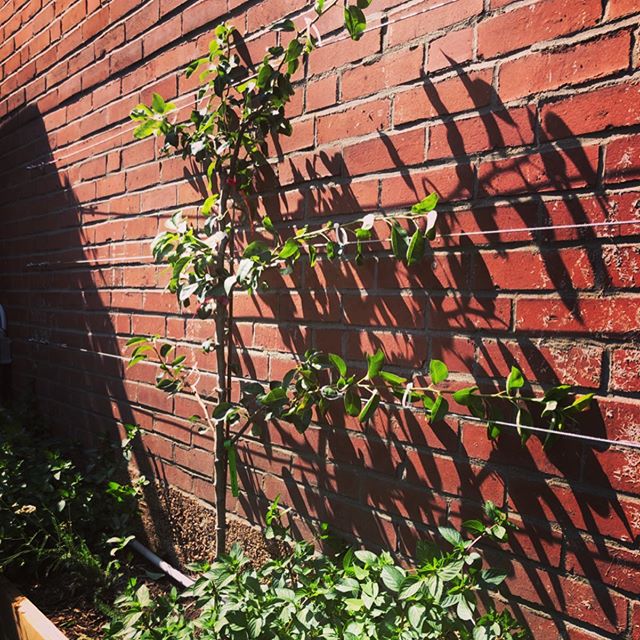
[0,408,143,593]
[127,6,593,556]
[105,499,526,640]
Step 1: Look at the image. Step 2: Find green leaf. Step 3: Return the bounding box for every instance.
[314,0,325,13]
[133,119,159,139]
[406,229,424,266]
[257,62,273,88]
[506,366,524,396]
[438,526,463,548]
[274,18,296,31]
[278,238,300,260]
[429,359,448,384]
[452,386,478,406]
[390,222,405,260]
[411,193,438,214]
[462,519,485,534]
[151,92,166,113]
[344,387,361,417]
[408,603,426,630]
[126,336,148,347]
[358,391,379,423]
[380,566,405,592]
[457,596,474,621]
[366,349,385,380]
[344,5,366,40]
[379,370,407,387]
[568,393,594,413]
[262,215,275,233]
[430,395,448,423]
[329,353,347,377]
[480,568,507,586]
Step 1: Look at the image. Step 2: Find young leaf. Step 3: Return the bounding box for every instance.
[430,395,449,423]
[329,353,347,377]
[438,526,463,548]
[366,349,385,380]
[506,366,524,396]
[344,5,366,40]
[411,193,438,214]
[358,391,379,422]
[406,229,424,266]
[344,387,361,417]
[429,359,449,384]
[452,386,478,406]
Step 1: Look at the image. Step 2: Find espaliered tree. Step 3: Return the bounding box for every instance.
[127,4,593,557]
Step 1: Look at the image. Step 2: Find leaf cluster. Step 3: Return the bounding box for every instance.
[105,500,526,640]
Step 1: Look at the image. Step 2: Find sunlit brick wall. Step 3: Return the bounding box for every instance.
[1,0,640,636]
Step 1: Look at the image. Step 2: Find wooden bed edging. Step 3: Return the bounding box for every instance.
[0,577,68,640]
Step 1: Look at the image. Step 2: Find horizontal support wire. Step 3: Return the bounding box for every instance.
[20,0,463,172]
[22,217,640,269]
[22,339,640,451]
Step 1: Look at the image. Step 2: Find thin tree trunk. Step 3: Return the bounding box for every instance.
[214,302,227,558]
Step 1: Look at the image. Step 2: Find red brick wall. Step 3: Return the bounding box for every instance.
[1,0,640,636]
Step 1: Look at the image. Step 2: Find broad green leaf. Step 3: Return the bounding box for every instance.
[381,566,405,592]
[329,353,347,377]
[506,366,524,396]
[452,386,478,406]
[278,238,300,260]
[344,5,366,40]
[411,193,438,214]
[430,395,448,423]
[366,349,385,379]
[379,370,407,386]
[438,526,463,548]
[406,229,424,266]
[151,92,166,113]
[358,391,379,422]
[344,387,361,417]
[429,359,448,384]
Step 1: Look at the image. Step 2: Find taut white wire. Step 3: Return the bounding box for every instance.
[22,217,640,270]
[22,338,640,452]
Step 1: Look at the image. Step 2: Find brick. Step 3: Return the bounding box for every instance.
[478,0,601,60]
[110,39,143,74]
[428,105,535,159]
[381,163,474,207]
[342,128,425,177]
[268,117,314,156]
[605,133,640,184]
[499,30,631,102]
[427,27,473,71]
[305,74,337,113]
[429,294,512,331]
[608,0,639,19]
[308,28,380,76]
[307,178,379,216]
[515,297,640,335]
[341,46,423,101]
[394,68,493,126]
[478,145,599,196]
[541,81,640,140]
[603,244,640,289]
[317,99,389,145]
[388,0,483,47]
[610,348,640,392]
[343,293,425,329]
[473,246,596,291]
